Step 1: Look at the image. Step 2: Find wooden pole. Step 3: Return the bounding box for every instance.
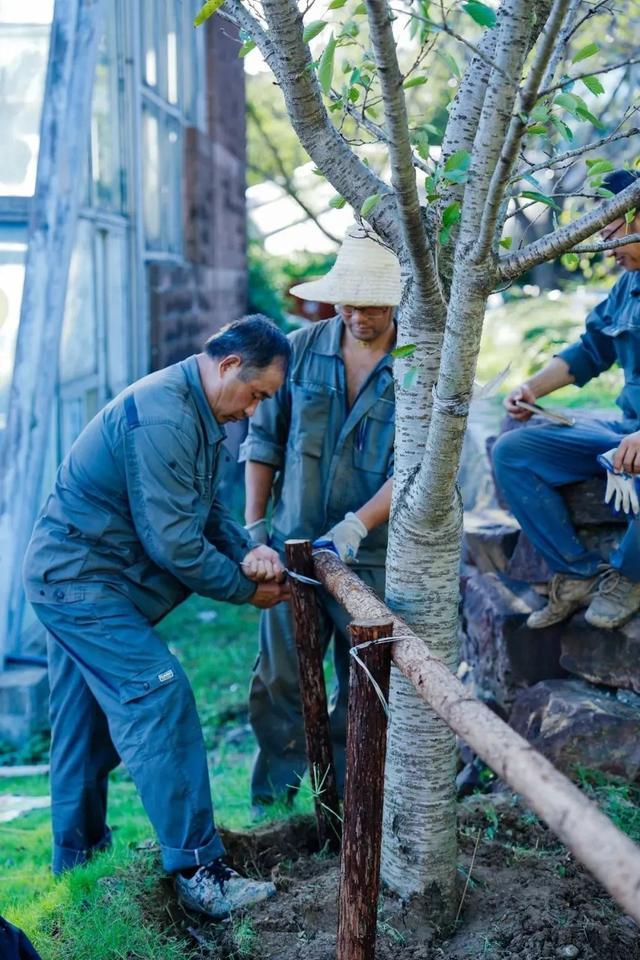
[313,549,640,924]
[337,620,392,960]
[285,539,341,851]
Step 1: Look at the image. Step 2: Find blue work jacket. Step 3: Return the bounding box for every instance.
[23,356,256,622]
[558,270,640,423]
[239,316,395,567]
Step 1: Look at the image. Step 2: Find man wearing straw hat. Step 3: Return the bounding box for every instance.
[240,223,401,809]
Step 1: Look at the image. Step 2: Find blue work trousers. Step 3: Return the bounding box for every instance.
[33,588,224,875]
[492,417,640,581]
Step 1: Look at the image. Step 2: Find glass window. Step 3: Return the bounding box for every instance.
[59,219,98,384]
[142,104,182,253]
[166,0,179,106]
[90,8,124,211]
[0,4,54,196]
[0,225,27,428]
[141,0,159,89]
[103,230,131,397]
[183,1,207,129]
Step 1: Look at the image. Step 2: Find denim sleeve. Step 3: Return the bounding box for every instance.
[555,293,617,386]
[238,379,291,468]
[123,423,256,604]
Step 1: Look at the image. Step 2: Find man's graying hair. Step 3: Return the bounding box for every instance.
[204,315,291,378]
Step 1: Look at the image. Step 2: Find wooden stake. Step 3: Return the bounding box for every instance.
[337,620,392,960]
[313,549,640,924]
[285,539,340,850]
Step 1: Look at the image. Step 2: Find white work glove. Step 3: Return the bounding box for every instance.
[599,448,640,516]
[321,512,368,563]
[244,517,270,546]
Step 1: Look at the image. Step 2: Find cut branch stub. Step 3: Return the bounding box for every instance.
[337,619,393,960]
[285,539,341,851]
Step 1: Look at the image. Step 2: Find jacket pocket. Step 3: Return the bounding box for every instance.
[291,387,332,458]
[119,662,179,703]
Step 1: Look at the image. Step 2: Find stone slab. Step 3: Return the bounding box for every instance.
[509,678,640,781]
[463,508,520,575]
[0,667,49,744]
[461,572,567,711]
[561,611,640,693]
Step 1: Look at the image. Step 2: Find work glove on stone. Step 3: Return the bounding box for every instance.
[244,517,270,546]
[598,448,640,516]
[320,512,368,563]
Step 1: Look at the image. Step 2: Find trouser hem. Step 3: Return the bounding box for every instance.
[52,828,113,875]
[162,830,225,874]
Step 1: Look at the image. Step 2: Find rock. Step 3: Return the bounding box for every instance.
[461,572,567,711]
[509,679,640,781]
[557,947,579,959]
[561,612,640,693]
[564,476,626,527]
[463,508,520,574]
[507,531,552,583]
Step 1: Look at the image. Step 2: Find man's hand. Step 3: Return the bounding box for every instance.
[504,383,537,420]
[613,431,640,474]
[242,545,285,582]
[249,580,291,609]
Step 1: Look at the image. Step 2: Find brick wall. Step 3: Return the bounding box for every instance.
[150,21,247,371]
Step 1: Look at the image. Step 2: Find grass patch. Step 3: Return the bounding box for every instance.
[0,594,314,958]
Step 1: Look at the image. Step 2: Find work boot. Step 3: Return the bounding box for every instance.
[526,573,599,629]
[175,858,276,919]
[585,570,640,630]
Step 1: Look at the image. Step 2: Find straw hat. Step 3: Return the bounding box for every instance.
[289,223,402,307]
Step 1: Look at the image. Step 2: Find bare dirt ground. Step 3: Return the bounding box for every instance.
[165,797,639,960]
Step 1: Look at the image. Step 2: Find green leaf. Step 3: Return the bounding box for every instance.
[521,190,561,211]
[554,92,579,116]
[328,0,347,7]
[354,2,367,13]
[549,116,574,142]
[329,194,347,209]
[445,149,471,173]
[499,236,513,250]
[391,343,417,359]
[530,104,550,123]
[436,49,461,79]
[303,20,327,42]
[526,123,548,135]
[238,40,256,57]
[572,42,599,64]
[462,1,497,28]
[586,159,614,177]
[442,201,461,229]
[625,208,637,225]
[582,75,605,96]
[561,252,580,269]
[361,193,382,218]
[575,105,604,130]
[597,186,614,198]
[311,168,324,176]
[194,0,225,26]
[318,33,337,94]
[403,75,428,89]
[348,85,361,102]
[439,226,452,245]
[403,367,418,390]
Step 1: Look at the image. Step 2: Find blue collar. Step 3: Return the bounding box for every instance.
[182,355,226,444]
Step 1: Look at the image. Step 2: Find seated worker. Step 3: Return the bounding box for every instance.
[23,316,291,919]
[240,223,401,809]
[492,169,640,631]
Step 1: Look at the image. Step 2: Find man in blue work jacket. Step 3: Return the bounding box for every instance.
[23,316,291,919]
[240,224,401,808]
[493,170,640,630]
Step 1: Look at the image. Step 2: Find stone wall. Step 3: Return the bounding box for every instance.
[150,20,247,371]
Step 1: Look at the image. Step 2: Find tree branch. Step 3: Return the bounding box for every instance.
[512,126,640,183]
[366,0,441,300]
[497,178,640,280]
[570,232,640,254]
[539,55,640,98]
[250,0,402,249]
[538,0,580,92]
[473,0,573,263]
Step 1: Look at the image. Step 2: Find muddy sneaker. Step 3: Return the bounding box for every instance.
[585,570,640,630]
[526,573,599,629]
[175,859,276,919]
